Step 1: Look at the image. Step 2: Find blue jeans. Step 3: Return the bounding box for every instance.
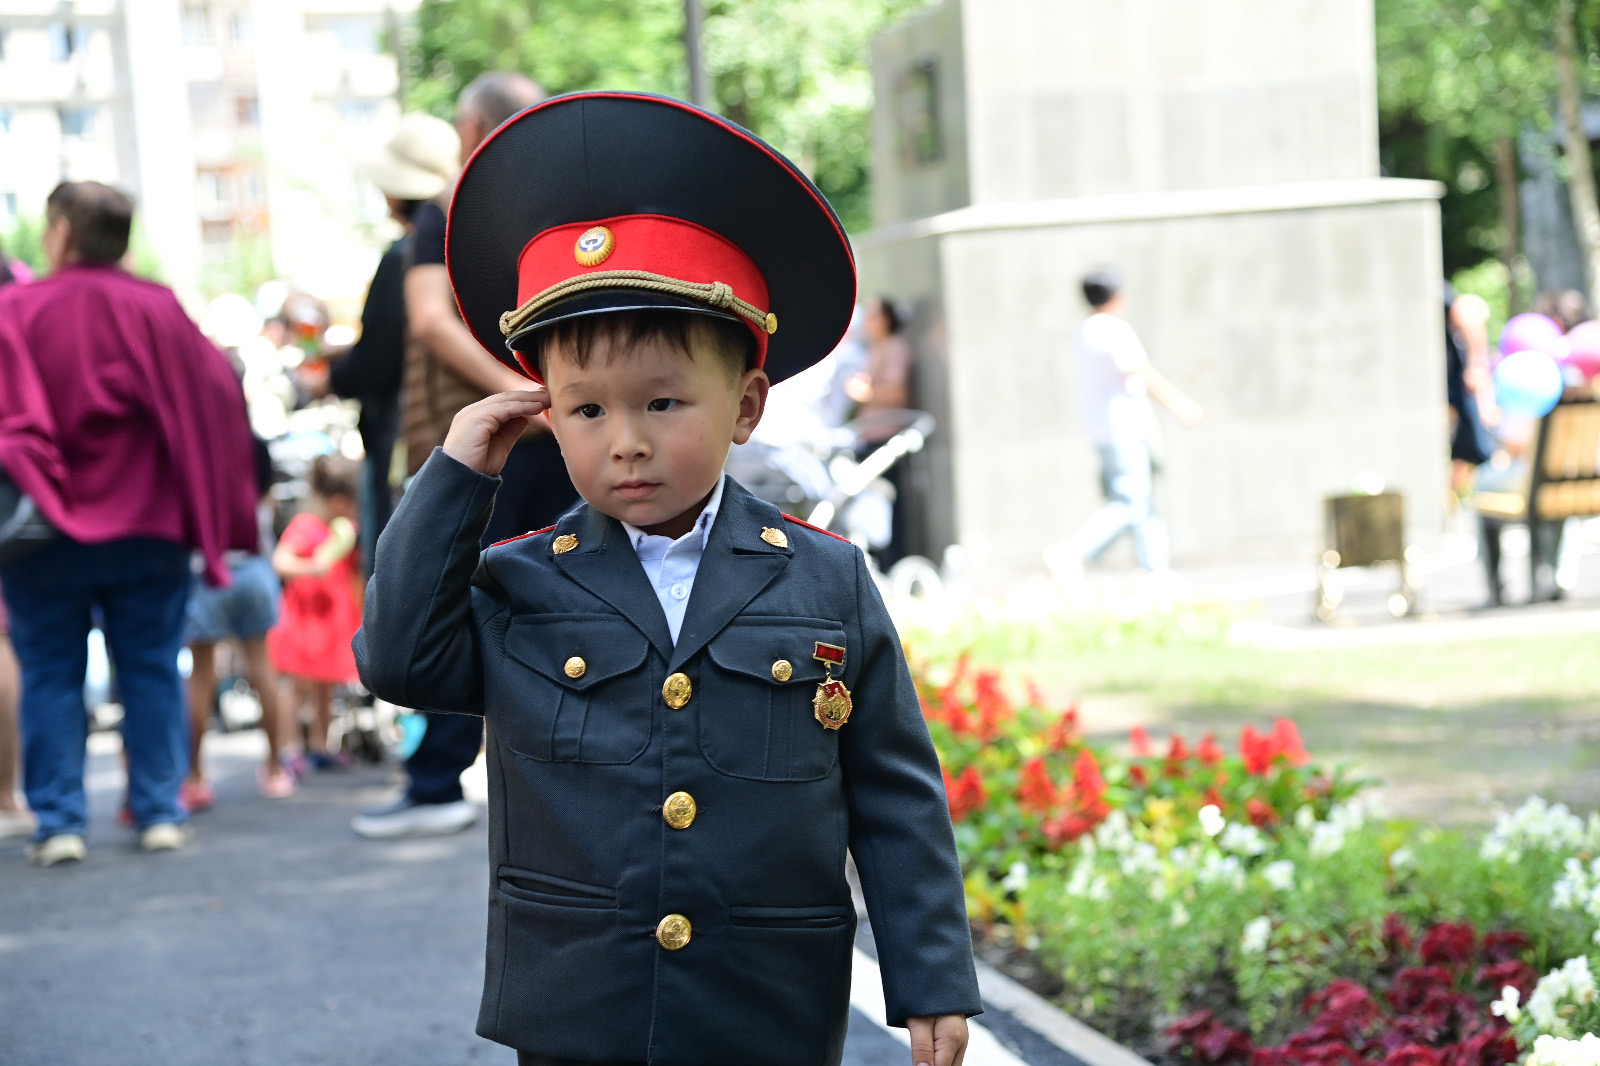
[1071,440,1170,571]
[1,537,193,840]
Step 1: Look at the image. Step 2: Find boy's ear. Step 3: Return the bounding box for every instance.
[731,368,769,446]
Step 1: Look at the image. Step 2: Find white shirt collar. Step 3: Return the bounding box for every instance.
[621,475,725,554]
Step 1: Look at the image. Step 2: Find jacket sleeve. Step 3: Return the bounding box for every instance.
[839,546,983,1027]
[353,447,499,714]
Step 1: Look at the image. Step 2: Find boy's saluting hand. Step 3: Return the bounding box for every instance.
[909,1014,969,1066]
[443,390,551,476]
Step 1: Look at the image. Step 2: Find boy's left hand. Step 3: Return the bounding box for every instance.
[907,1014,968,1066]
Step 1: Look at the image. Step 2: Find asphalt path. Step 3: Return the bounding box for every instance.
[0,731,1051,1066]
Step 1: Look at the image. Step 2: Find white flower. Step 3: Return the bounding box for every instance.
[1481,796,1591,864]
[1490,985,1521,1023]
[1198,804,1225,837]
[1526,1033,1600,1066]
[1240,916,1272,954]
[1309,821,1345,859]
[1196,852,1246,890]
[1170,902,1190,928]
[1120,842,1162,878]
[1001,861,1029,894]
[1262,859,1296,892]
[1294,805,1317,832]
[1220,823,1267,857]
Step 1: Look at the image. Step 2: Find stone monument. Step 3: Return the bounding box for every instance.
[860,0,1446,583]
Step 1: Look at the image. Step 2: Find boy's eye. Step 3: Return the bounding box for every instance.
[577,404,603,419]
[647,398,679,413]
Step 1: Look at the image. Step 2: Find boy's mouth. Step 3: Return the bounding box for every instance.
[614,480,661,501]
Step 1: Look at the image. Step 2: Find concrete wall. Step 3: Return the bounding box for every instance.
[869,1,969,226]
[913,190,1446,581]
[957,0,1378,203]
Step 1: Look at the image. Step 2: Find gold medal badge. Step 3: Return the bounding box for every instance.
[811,642,852,730]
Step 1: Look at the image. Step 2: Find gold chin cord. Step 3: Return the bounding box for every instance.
[498,270,778,340]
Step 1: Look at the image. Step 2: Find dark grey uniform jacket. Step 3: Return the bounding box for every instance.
[354,450,981,1065]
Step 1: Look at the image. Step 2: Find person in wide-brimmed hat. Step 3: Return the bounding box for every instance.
[355,91,980,1066]
[355,111,459,202]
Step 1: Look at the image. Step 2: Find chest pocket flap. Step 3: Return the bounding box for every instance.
[500,616,652,764]
[700,619,847,782]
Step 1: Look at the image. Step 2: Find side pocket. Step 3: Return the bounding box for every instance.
[496,866,618,910]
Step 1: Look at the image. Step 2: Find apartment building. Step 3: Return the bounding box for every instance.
[0,0,417,305]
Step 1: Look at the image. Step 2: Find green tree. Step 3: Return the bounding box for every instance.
[406,0,938,232]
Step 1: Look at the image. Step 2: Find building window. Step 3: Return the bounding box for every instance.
[182,4,210,46]
[0,108,12,136]
[49,22,79,63]
[228,12,252,44]
[896,58,943,167]
[1,193,17,227]
[338,100,381,129]
[239,169,265,206]
[198,171,231,213]
[234,94,259,127]
[58,106,98,141]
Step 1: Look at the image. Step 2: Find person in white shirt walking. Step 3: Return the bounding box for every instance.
[1049,270,1202,593]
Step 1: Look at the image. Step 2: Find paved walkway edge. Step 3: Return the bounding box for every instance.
[973,961,1156,1066]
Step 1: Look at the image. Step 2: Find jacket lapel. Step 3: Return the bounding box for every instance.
[668,479,791,672]
[550,503,675,661]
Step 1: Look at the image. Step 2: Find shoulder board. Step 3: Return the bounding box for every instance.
[782,513,851,544]
[490,525,556,548]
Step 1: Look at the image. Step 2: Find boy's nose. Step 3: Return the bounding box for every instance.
[610,417,652,462]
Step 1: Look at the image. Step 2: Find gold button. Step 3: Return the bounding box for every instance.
[552,534,579,554]
[771,659,793,682]
[656,913,691,950]
[564,656,586,679]
[663,672,692,709]
[764,312,778,335]
[663,791,697,829]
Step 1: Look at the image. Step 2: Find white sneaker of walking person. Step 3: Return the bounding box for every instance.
[351,797,478,839]
[25,833,86,866]
[138,822,191,853]
[0,808,37,843]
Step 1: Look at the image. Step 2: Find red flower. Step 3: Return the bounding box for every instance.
[1387,965,1456,1015]
[1475,960,1537,998]
[1129,764,1149,787]
[1383,1045,1443,1066]
[1017,757,1058,814]
[1247,798,1280,827]
[974,670,1012,740]
[1166,1010,1254,1066]
[944,765,987,823]
[1040,810,1097,846]
[1197,732,1225,765]
[1240,726,1273,775]
[1419,922,1476,968]
[1165,735,1191,778]
[1025,678,1047,707]
[1045,706,1081,752]
[1270,718,1311,767]
[1481,931,1531,964]
[939,689,972,736]
[1305,979,1382,1030]
[1073,748,1107,809]
[1204,787,1226,810]
[1130,725,1153,757]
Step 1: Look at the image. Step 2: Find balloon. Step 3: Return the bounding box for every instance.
[1563,320,1600,380]
[1498,312,1565,358]
[1493,348,1565,417]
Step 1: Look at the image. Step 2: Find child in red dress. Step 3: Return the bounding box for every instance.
[268,457,362,771]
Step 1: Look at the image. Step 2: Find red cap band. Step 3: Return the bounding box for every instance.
[511,213,772,367]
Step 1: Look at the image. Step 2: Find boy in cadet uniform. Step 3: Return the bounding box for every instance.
[355,92,980,1066]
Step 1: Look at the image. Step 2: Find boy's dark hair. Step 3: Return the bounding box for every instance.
[46,181,135,264]
[1080,269,1122,309]
[534,310,753,382]
[310,455,359,501]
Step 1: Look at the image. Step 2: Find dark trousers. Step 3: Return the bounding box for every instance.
[402,432,579,803]
[1,537,192,839]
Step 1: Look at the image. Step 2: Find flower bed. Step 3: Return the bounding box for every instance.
[915,655,1600,1064]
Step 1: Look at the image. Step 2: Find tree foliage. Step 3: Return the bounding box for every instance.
[405,0,938,232]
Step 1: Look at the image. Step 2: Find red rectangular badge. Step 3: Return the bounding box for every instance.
[813,642,845,665]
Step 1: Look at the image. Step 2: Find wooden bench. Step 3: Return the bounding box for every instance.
[1476,392,1600,603]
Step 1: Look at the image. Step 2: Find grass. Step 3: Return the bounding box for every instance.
[907,611,1600,826]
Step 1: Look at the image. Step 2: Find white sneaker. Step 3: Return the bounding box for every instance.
[26,833,86,866]
[0,808,37,842]
[352,797,478,839]
[138,822,191,853]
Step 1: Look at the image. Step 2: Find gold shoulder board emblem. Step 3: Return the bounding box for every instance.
[552,534,579,554]
[760,527,788,548]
